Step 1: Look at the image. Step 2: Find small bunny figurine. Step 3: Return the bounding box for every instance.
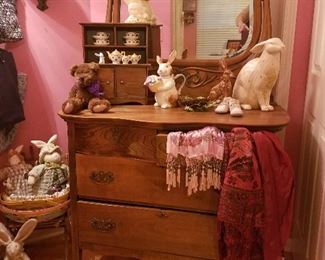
[94,52,105,64]
[0,218,38,260]
[208,59,235,102]
[27,134,69,196]
[144,50,186,109]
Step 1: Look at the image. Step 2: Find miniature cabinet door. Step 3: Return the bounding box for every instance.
[98,68,115,98]
[115,67,147,98]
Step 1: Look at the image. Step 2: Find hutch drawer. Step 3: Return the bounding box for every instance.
[76,154,217,213]
[78,201,218,259]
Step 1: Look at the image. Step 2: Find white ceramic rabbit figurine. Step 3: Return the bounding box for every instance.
[27,134,69,196]
[94,52,105,64]
[0,218,38,260]
[232,38,285,111]
[144,50,186,109]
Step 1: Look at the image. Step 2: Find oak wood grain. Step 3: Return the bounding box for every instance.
[78,201,218,259]
[76,154,217,213]
[74,124,156,160]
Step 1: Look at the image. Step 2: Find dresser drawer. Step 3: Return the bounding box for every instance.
[74,124,156,161]
[78,201,218,259]
[76,154,217,213]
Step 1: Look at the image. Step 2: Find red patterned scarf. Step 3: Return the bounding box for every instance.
[218,128,264,259]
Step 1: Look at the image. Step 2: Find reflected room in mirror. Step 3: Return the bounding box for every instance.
[173,0,253,59]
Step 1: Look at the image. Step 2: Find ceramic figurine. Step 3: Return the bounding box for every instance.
[208,59,235,102]
[107,49,125,64]
[94,52,105,64]
[0,219,37,260]
[232,38,285,111]
[0,145,32,199]
[144,50,186,109]
[130,53,141,64]
[27,135,69,196]
[124,0,156,25]
[121,54,131,64]
[215,97,243,117]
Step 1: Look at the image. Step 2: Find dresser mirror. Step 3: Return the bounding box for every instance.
[107,0,272,97]
[173,0,253,60]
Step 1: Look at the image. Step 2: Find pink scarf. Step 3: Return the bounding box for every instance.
[166,126,225,195]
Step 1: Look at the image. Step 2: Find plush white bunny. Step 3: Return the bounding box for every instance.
[27,134,69,196]
[144,50,186,109]
[232,38,285,111]
[0,218,38,260]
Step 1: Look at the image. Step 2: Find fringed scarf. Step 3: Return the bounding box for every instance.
[166,126,225,196]
[218,128,264,260]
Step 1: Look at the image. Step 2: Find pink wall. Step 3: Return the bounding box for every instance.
[89,0,172,57]
[0,0,172,166]
[284,0,315,172]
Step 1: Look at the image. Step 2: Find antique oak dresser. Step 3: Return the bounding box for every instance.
[59,105,289,259]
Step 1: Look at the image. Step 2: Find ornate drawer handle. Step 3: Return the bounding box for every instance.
[89,171,114,184]
[90,218,116,232]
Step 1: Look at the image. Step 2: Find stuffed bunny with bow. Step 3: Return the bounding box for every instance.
[27,134,69,196]
[144,50,186,109]
[0,219,37,260]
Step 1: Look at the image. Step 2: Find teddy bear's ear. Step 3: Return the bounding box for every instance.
[70,65,79,76]
[88,62,100,72]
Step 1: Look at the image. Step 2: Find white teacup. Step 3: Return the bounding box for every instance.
[125,39,140,46]
[124,32,139,39]
[93,32,110,39]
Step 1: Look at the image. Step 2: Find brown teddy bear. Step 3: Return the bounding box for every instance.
[62,62,111,114]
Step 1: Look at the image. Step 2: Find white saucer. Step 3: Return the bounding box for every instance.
[124,42,140,47]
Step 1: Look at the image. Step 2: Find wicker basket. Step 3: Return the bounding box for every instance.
[0,189,70,210]
[0,200,70,223]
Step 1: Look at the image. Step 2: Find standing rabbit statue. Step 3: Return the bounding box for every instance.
[0,218,37,260]
[27,135,69,196]
[232,38,285,111]
[144,50,186,109]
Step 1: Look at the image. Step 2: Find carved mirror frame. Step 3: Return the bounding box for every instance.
[171,0,272,96]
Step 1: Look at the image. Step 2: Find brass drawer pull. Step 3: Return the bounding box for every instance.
[90,218,116,232]
[89,171,114,184]
[157,211,168,218]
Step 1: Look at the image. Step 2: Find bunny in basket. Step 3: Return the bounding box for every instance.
[27,134,69,196]
[0,218,37,260]
[144,50,186,109]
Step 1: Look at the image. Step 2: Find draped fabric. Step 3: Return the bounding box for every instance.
[218,128,264,260]
[166,127,295,259]
[0,49,25,152]
[253,131,295,260]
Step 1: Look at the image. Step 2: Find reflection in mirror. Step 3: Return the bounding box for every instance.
[174,0,253,59]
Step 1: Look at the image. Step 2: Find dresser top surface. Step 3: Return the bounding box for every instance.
[58,105,290,131]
